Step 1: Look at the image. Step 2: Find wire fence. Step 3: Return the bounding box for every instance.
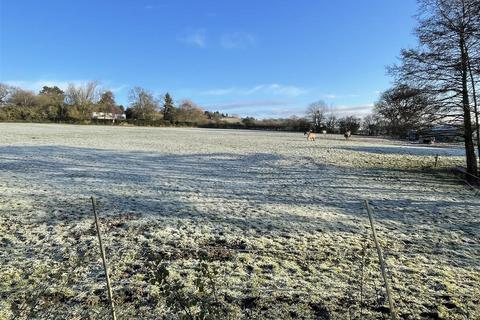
[3,192,479,320]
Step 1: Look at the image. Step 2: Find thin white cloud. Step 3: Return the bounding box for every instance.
[206,100,374,119]
[2,80,90,92]
[259,104,373,119]
[322,94,338,99]
[201,84,307,97]
[319,93,361,99]
[202,88,236,96]
[178,29,207,48]
[268,108,305,117]
[325,104,374,116]
[264,84,306,96]
[220,32,255,49]
[2,80,129,96]
[206,99,303,119]
[110,84,128,93]
[213,99,292,110]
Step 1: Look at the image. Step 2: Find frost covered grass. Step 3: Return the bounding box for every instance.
[0,123,479,319]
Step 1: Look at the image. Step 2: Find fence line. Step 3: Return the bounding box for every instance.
[11,195,475,319]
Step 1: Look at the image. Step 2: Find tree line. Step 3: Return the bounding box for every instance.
[0,82,233,126]
[305,100,364,134]
[0,82,366,133]
[0,82,123,123]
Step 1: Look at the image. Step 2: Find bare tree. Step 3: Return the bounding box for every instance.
[390,0,480,180]
[176,100,206,123]
[338,116,361,134]
[9,88,37,108]
[128,87,159,120]
[0,83,12,106]
[306,100,328,131]
[65,81,100,120]
[374,84,434,137]
[325,107,337,133]
[466,42,480,161]
[362,114,382,136]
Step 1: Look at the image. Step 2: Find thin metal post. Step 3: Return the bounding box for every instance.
[364,200,397,320]
[91,197,117,320]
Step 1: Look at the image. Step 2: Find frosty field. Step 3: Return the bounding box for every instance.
[0,123,479,319]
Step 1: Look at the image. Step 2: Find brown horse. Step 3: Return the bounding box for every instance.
[307,131,316,141]
[344,130,351,139]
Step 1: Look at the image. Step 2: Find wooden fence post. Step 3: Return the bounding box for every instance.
[364,200,397,320]
[91,196,117,320]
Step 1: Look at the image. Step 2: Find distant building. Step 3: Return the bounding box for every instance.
[92,112,126,121]
[409,125,463,143]
[221,116,242,124]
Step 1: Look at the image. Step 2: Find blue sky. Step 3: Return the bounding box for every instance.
[0,0,418,118]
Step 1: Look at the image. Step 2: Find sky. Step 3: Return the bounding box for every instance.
[0,0,419,118]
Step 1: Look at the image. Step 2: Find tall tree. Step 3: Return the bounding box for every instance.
[391,0,480,180]
[38,86,65,120]
[338,116,361,134]
[97,91,118,114]
[163,93,176,123]
[7,88,38,120]
[0,83,12,106]
[306,100,328,131]
[466,37,480,162]
[325,111,337,133]
[362,114,382,136]
[65,81,100,120]
[9,88,37,108]
[176,100,206,123]
[374,84,434,137]
[128,87,159,120]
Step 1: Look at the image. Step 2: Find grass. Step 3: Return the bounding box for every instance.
[0,123,478,319]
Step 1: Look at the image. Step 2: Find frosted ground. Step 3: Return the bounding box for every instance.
[0,123,478,319]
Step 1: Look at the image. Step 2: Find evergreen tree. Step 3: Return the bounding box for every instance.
[163,92,176,123]
[98,91,117,114]
[38,86,65,120]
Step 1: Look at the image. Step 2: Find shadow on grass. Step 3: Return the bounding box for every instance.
[2,145,480,319]
[335,145,465,157]
[0,145,478,259]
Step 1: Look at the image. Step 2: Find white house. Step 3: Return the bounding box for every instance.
[92,112,126,121]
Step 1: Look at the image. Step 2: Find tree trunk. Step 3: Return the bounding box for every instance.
[460,35,479,182]
[466,49,480,166]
